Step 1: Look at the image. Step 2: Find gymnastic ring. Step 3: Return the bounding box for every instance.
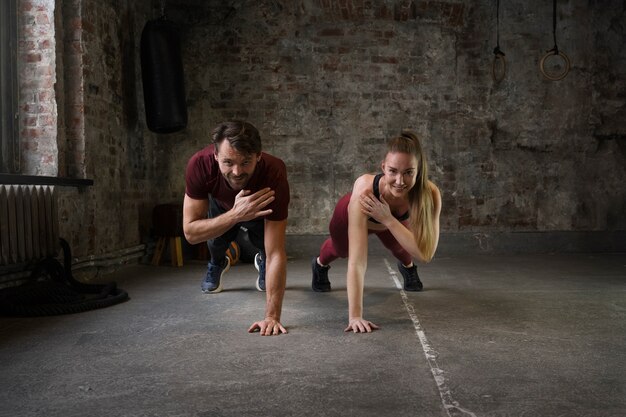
[492,54,506,83]
[539,50,570,81]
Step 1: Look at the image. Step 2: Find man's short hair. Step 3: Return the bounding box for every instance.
[212,120,262,155]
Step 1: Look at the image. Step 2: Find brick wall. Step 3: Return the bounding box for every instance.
[18,0,57,176]
[18,0,171,258]
[15,0,626,260]
[60,0,176,255]
[162,0,625,235]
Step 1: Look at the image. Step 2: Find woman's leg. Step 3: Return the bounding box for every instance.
[313,194,352,292]
[318,193,352,265]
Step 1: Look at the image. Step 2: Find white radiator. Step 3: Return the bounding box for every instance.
[0,185,59,266]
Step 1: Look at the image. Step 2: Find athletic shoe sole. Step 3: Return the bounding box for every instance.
[254,253,265,292]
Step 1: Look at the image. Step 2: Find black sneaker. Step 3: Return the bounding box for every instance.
[254,252,265,292]
[311,257,331,292]
[397,261,423,291]
[201,257,230,293]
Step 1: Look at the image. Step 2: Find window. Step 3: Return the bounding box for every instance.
[0,0,19,173]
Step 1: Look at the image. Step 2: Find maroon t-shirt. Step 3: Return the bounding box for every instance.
[185,145,289,222]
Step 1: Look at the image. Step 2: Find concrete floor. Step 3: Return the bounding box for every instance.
[1,250,625,417]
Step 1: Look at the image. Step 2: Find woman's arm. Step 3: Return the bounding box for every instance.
[345,176,380,333]
[430,182,442,257]
[360,181,442,263]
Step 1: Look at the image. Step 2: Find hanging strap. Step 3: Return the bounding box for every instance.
[548,0,559,55]
[160,0,166,19]
[492,0,506,82]
[493,0,505,57]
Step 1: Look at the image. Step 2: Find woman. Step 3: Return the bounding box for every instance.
[312,131,442,333]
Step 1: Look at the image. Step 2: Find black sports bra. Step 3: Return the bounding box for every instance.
[369,173,410,224]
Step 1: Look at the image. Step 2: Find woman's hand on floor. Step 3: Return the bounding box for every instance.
[344,317,380,333]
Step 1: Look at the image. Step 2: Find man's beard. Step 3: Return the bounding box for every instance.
[225,173,249,190]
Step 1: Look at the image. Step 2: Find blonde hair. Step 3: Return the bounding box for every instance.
[385,130,436,261]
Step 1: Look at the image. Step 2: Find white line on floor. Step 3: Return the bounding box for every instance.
[384,259,476,417]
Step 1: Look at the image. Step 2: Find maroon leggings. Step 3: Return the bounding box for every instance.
[318,193,413,266]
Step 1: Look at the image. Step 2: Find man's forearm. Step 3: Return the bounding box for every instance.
[263,251,287,321]
[184,211,238,245]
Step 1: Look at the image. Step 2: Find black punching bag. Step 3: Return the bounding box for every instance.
[140,18,187,133]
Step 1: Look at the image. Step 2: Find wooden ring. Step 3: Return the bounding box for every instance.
[492,54,506,83]
[539,50,570,81]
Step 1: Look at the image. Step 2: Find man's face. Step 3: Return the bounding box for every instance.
[214,140,260,191]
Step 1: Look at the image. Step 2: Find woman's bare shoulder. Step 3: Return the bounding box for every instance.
[352,174,375,196]
[428,180,441,197]
[428,180,442,212]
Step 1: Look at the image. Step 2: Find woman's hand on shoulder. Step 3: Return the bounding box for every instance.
[359,190,392,225]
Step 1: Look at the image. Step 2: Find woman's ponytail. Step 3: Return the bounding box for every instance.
[390,131,436,261]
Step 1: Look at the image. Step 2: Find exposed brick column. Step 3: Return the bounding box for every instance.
[60,0,86,178]
[18,0,58,176]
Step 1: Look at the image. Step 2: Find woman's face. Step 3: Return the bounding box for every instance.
[381,152,419,198]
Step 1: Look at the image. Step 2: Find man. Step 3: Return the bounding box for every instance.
[183,121,290,336]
